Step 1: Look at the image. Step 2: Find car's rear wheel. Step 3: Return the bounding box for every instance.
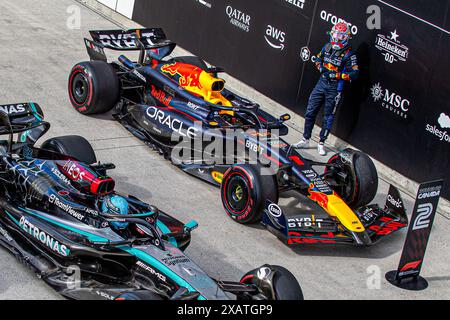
[68,61,120,115]
[325,148,378,208]
[221,164,278,224]
[41,135,97,165]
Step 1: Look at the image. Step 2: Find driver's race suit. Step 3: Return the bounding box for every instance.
[303,43,359,142]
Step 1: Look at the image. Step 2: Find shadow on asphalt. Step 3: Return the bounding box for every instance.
[86,110,116,121]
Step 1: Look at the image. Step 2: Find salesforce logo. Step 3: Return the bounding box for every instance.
[426,113,450,144]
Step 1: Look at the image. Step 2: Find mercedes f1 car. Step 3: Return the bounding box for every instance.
[68,28,408,247]
[0,102,303,300]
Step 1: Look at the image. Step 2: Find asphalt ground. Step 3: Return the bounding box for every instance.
[0,0,449,300]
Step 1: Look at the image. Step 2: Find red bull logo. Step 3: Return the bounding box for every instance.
[324,63,339,72]
[151,85,172,107]
[161,62,203,89]
[308,184,329,209]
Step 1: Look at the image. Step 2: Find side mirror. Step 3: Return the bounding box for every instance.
[279,113,291,122]
[184,220,199,233]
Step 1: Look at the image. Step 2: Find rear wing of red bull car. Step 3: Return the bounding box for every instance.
[262,184,409,246]
[85,28,176,62]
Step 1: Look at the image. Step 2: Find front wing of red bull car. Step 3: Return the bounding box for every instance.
[219,134,408,246]
[260,147,409,246]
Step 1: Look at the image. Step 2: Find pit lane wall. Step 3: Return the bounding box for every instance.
[85,0,450,214]
[96,0,134,18]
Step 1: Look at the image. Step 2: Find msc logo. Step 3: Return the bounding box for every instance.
[371,83,411,119]
[412,203,433,231]
[264,25,286,51]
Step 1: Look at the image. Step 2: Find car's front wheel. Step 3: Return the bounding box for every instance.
[240,265,304,300]
[221,164,278,224]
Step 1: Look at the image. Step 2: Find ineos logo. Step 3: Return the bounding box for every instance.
[268,203,282,218]
[63,161,86,181]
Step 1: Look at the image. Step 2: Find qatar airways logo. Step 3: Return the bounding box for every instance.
[226,5,251,32]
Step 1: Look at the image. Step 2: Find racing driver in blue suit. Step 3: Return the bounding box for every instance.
[294,22,359,156]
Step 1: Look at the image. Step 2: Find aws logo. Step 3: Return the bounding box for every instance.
[264,25,286,51]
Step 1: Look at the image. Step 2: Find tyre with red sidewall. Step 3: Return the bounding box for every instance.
[221,164,278,224]
[68,61,120,115]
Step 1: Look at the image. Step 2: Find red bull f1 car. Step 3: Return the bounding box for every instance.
[0,102,303,300]
[68,28,408,247]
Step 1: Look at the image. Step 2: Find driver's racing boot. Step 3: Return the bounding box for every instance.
[317,142,327,156]
[293,138,310,149]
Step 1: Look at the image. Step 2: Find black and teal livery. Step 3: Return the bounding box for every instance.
[0,102,303,300]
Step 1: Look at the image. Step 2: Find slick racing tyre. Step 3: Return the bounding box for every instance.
[240,265,303,300]
[69,61,120,115]
[172,56,209,70]
[41,135,97,165]
[325,148,378,208]
[221,164,278,224]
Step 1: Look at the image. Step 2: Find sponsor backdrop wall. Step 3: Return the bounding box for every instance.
[129,0,450,200]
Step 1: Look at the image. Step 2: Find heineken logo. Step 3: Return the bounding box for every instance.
[375,30,409,64]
